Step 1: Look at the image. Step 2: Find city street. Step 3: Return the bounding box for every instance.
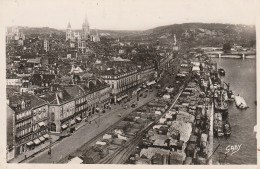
[26,89,157,163]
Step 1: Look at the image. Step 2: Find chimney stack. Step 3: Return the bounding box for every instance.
[57,91,63,99]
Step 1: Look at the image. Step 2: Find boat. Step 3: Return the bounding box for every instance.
[234,95,248,109]
[223,82,234,101]
[218,68,225,76]
[214,113,224,137]
[214,123,225,137]
[214,89,229,112]
[223,121,231,136]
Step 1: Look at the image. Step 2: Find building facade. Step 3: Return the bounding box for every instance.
[100,66,155,103]
[7,94,49,158]
[42,90,75,133]
[30,102,49,149]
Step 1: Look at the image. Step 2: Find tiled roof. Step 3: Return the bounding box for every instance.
[30,74,55,83]
[65,85,86,98]
[8,94,47,111]
[40,90,74,105]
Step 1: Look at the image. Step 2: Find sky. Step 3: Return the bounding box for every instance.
[0,0,258,30]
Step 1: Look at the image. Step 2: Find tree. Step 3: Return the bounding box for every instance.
[223,43,231,53]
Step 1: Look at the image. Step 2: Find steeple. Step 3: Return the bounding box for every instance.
[67,22,71,29]
[82,12,90,40]
[66,21,72,41]
[173,34,177,46]
[84,13,89,26]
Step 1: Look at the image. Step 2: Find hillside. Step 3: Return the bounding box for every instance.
[17,27,65,35]
[134,23,256,47]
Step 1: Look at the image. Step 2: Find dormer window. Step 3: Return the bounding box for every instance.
[21,101,25,109]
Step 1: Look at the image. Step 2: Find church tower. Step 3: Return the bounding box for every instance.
[66,22,72,41]
[82,14,90,40]
[173,34,179,51]
[173,34,177,46]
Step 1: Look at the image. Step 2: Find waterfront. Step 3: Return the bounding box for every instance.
[212,58,257,164]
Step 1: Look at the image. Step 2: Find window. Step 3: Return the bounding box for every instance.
[51,112,55,121]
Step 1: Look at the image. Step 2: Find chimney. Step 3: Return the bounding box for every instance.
[40,74,43,80]
[86,81,89,88]
[57,91,63,99]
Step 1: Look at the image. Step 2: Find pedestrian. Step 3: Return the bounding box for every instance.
[25,155,27,159]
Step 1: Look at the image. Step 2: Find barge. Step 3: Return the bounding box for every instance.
[234,95,248,109]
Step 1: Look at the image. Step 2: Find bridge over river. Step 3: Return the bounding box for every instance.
[204,51,256,59]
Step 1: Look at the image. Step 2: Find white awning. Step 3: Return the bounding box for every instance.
[38,122,46,127]
[117,94,128,101]
[26,141,34,146]
[147,80,156,86]
[67,157,83,164]
[122,94,128,99]
[96,141,107,146]
[33,139,41,145]
[43,134,49,139]
[39,136,45,142]
[177,73,186,77]
[61,124,68,129]
[192,66,200,71]
[76,117,82,121]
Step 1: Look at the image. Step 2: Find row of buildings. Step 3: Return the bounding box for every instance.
[6,62,158,160]
[7,78,111,160]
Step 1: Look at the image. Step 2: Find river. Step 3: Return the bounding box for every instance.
[212,58,257,164]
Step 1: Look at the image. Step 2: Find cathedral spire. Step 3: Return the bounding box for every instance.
[67,22,71,29]
[173,34,177,46]
[82,12,90,40]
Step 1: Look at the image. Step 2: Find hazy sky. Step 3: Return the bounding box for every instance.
[1,0,258,30]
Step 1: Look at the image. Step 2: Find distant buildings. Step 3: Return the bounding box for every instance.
[66,14,100,55]
[43,39,49,52]
[6,27,25,44]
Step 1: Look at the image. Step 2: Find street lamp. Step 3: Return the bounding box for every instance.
[45,125,52,158]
